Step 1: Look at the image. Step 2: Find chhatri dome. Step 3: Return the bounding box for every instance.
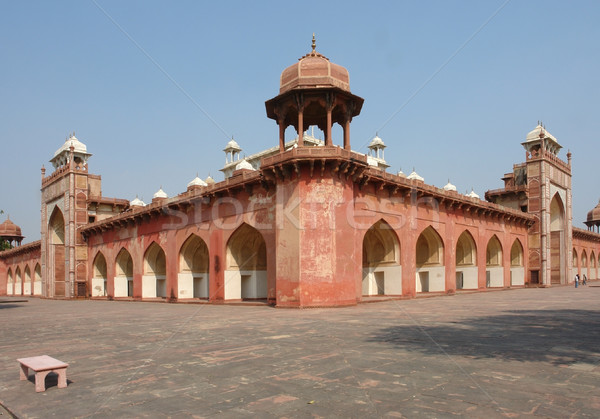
[0,217,24,247]
[50,132,92,169]
[585,199,600,232]
[279,34,351,94]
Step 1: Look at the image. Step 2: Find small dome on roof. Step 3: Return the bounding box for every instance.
[443,181,457,192]
[153,188,167,199]
[224,138,241,151]
[279,35,350,94]
[407,170,424,182]
[130,197,146,207]
[586,200,600,223]
[467,189,480,199]
[235,159,254,171]
[369,135,385,148]
[53,133,88,158]
[0,217,23,238]
[205,175,215,185]
[187,175,207,188]
[525,124,557,143]
[397,169,406,178]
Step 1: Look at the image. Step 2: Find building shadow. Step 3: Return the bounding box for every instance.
[368,310,600,365]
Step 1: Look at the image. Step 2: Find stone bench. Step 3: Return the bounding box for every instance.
[18,355,68,392]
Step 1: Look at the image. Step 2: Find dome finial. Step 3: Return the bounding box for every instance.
[312,33,316,52]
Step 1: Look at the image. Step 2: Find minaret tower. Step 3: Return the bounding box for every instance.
[41,133,92,298]
[521,123,573,286]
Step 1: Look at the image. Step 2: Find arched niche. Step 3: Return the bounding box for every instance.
[362,220,401,296]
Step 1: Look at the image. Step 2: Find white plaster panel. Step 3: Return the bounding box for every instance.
[487,267,504,287]
[456,266,478,289]
[23,282,32,295]
[114,276,129,297]
[511,267,525,286]
[91,277,105,297]
[34,281,42,295]
[142,275,157,298]
[178,273,209,298]
[362,266,402,295]
[224,270,241,300]
[416,266,445,292]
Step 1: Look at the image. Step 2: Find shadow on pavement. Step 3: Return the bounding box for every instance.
[369,309,600,365]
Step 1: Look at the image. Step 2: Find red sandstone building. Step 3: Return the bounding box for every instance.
[2,42,600,306]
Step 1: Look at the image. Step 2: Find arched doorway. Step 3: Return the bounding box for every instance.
[15,266,22,295]
[7,268,13,295]
[91,252,107,297]
[49,207,66,296]
[179,234,209,299]
[591,251,597,280]
[143,242,166,298]
[23,265,32,295]
[362,220,401,296]
[510,239,525,286]
[416,226,445,292]
[550,194,565,284]
[486,235,504,287]
[573,248,579,280]
[581,250,589,282]
[34,263,42,295]
[455,230,477,290]
[226,223,267,300]
[115,248,134,297]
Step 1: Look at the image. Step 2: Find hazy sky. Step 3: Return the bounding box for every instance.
[1,0,599,241]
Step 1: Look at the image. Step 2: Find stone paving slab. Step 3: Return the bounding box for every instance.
[0,285,599,418]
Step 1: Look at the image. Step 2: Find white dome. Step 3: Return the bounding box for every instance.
[407,170,424,182]
[525,124,557,143]
[153,188,168,199]
[130,197,146,207]
[235,159,255,171]
[443,181,457,192]
[467,189,480,199]
[205,175,215,184]
[369,135,385,148]
[187,176,207,188]
[397,169,406,178]
[224,138,241,151]
[53,134,88,158]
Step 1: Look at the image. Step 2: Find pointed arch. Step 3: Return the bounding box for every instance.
[143,242,166,298]
[34,263,42,295]
[549,193,565,285]
[178,234,209,299]
[225,223,267,300]
[416,226,445,293]
[115,248,134,297]
[486,235,504,288]
[7,268,13,295]
[573,248,579,269]
[15,266,22,295]
[581,250,589,281]
[49,207,65,245]
[48,206,66,296]
[362,219,402,296]
[455,230,477,290]
[590,251,597,280]
[24,265,32,296]
[510,239,525,286]
[91,252,107,297]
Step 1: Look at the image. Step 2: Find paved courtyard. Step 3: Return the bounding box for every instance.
[1,285,599,418]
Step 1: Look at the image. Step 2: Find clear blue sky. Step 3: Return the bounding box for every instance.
[1,0,599,241]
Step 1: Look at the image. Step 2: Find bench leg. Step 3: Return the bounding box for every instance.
[57,368,67,389]
[19,364,29,381]
[34,371,49,392]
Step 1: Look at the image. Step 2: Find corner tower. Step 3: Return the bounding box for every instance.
[486,124,572,285]
[41,133,92,298]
